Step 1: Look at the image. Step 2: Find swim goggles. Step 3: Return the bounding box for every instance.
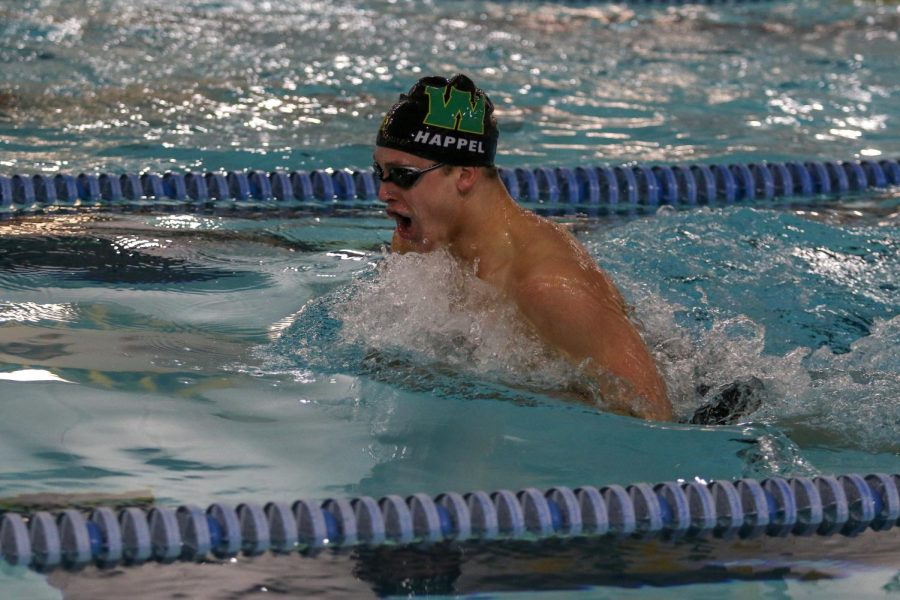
[372,162,445,189]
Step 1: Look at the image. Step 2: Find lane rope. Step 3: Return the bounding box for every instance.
[2,472,897,572]
[1,159,897,217]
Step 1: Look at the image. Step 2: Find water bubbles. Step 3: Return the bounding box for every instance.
[605,207,899,452]
[336,250,577,390]
[270,249,587,408]
[785,316,900,451]
[735,424,819,478]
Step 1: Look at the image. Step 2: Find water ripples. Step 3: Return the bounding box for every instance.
[0,0,898,541]
[0,301,76,323]
[0,0,897,172]
[592,205,899,451]
[0,233,263,290]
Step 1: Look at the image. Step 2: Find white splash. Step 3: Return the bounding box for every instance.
[621,276,899,451]
[336,249,581,390]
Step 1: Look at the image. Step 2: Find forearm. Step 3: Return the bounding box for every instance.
[589,365,673,422]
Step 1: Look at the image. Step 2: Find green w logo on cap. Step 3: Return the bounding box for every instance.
[422,85,485,135]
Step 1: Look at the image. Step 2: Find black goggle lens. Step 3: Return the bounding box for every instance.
[372,162,443,189]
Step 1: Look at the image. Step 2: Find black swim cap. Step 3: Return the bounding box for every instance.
[376,74,498,166]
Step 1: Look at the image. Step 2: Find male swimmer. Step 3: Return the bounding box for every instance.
[372,74,673,421]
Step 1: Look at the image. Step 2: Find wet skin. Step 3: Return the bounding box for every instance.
[374,147,673,421]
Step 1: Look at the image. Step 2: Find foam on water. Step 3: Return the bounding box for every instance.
[598,206,899,452]
[337,249,581,391]
[269,247,594,412]
[271,205,898,456]
[791,315,900,450]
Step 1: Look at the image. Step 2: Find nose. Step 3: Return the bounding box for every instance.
[377,180,394,203]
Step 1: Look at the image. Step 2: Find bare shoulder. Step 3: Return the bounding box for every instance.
[509,212,624,308]
[511,212,578,262]
[505,213,671,420]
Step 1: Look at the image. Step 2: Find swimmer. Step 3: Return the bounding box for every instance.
[373,73,673,421]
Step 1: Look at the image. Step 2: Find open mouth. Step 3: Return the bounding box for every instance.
[386,209,414,236]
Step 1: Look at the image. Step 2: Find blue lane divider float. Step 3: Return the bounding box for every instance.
[1,473,897,573]
[0,159,897,217]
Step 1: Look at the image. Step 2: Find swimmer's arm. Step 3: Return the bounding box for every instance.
[514,274,673,421]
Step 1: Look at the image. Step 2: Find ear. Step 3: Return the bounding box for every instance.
[455,165,479,195]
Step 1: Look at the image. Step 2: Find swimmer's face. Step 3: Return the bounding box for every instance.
[374,146,459,253]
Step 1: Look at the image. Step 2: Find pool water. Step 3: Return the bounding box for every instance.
[1,0,899,597]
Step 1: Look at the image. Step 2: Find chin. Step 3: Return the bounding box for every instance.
[411,240,438,253]
[397,233,441,254]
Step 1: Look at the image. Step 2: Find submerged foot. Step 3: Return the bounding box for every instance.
[689,376,766,426]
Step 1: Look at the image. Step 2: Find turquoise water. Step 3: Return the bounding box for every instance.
[1,0,899,597]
